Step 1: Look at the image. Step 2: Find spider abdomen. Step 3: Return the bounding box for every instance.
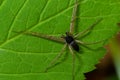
[70,41,79,52]
[65,35,79,52]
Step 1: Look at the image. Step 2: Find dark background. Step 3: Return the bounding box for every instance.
[86,32,120,80]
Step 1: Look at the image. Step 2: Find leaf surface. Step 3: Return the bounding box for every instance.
[0,0,120,80]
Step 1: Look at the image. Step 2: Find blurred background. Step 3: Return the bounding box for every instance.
[85,32,120,80]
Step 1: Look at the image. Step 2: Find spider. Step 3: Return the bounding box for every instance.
[16,0,103,80]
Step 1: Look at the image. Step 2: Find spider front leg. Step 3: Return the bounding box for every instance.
[69,46,76,80]
[44,44,67,72]
[74,18,103,38]
[13,31,65,43]
[70,0,78,34]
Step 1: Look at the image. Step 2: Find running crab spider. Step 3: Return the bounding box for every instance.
[15,0,103,80]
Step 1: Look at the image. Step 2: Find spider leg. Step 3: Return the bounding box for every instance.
[74,18,103,38]
[69,46,76,80]
[44,44,67,72]
[70,0,78,34]
[13,31,65,43]
[75,39,105,45]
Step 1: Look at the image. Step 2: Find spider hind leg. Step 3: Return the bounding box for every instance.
[44,44,67,72]
[69,46,76,80]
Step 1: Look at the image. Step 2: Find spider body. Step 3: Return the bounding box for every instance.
[64,32,79,52]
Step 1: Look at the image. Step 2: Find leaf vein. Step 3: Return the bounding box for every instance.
[5,0,29,40]
[0,0,5,8]
[39,0,50,22]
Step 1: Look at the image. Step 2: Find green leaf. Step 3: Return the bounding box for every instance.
[0,0,120,80]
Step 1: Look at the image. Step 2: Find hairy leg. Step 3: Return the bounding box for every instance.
[75,39,105,45]
[74,18,103,38]
[69,46,76,80]
[44,44,67,72]
[14,31,65,43]
[70,0,78,34]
